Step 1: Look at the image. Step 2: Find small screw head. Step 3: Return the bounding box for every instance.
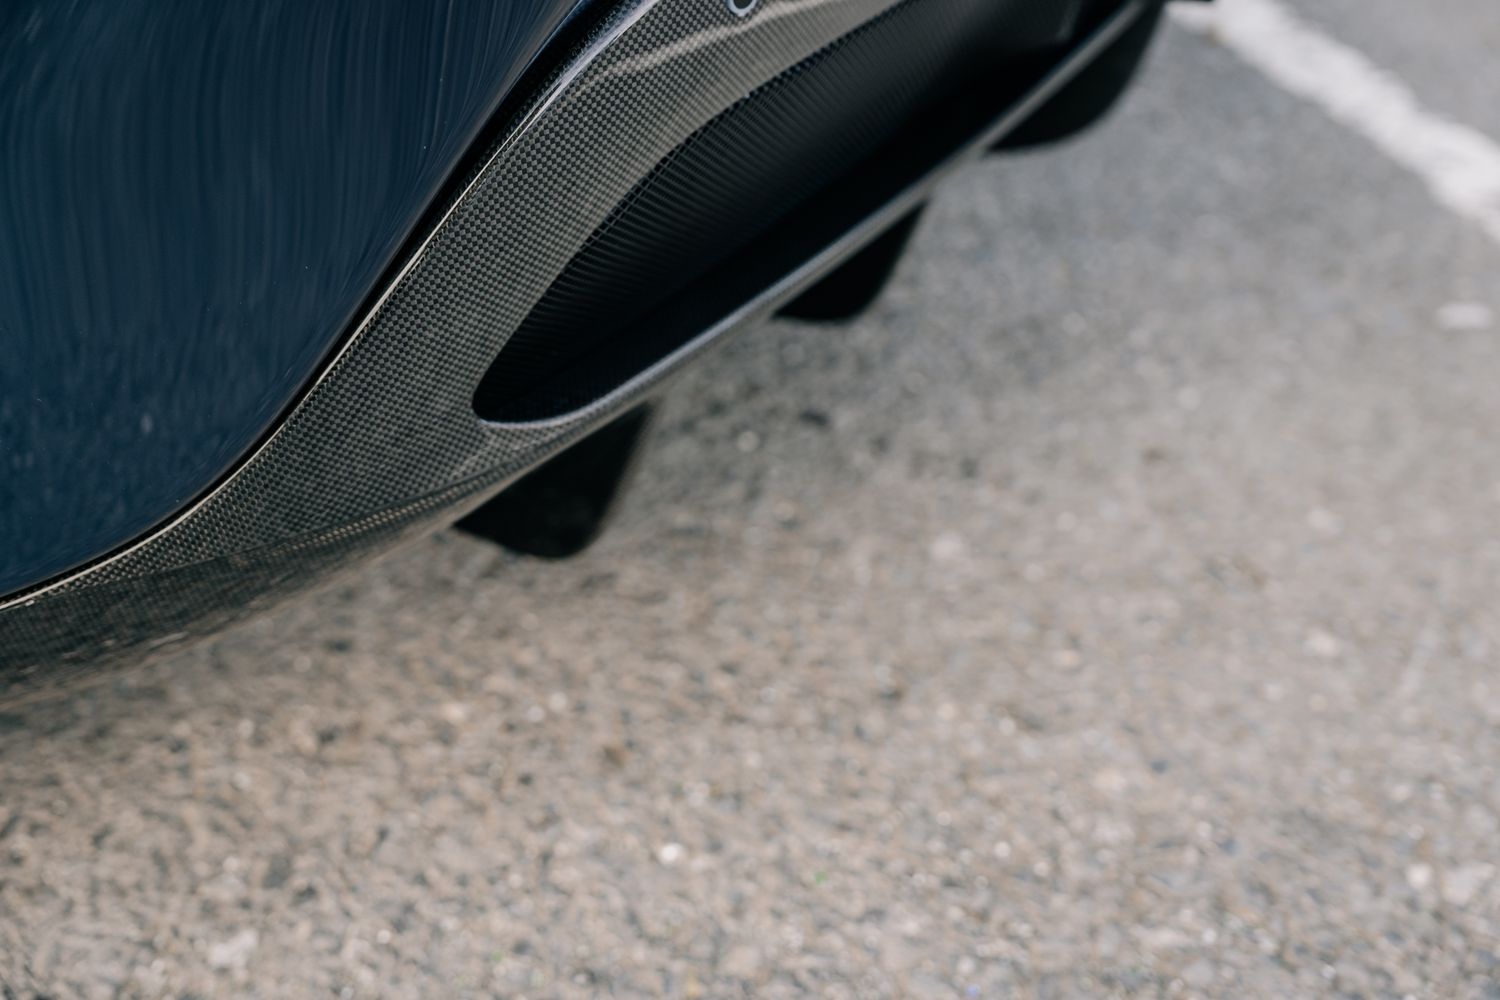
[726,0,758,17]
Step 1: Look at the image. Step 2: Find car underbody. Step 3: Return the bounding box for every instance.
[0,0,1175,700]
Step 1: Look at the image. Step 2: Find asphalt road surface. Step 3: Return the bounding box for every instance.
[6,2,1500,997]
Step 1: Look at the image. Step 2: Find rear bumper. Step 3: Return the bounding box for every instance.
[0,0,1166,701]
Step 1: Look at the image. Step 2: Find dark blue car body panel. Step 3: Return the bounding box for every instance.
[0,0,585,596]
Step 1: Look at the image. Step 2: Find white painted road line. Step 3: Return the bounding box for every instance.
[1171,0,1500,248]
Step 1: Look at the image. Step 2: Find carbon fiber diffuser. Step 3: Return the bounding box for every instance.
[0,0,1154,699]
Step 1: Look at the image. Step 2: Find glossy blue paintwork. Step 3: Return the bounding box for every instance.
[0,0,588,596]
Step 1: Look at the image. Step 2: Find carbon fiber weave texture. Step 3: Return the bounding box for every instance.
[0,0,1084,695]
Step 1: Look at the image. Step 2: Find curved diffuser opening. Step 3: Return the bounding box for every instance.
[472,0,1081,424]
